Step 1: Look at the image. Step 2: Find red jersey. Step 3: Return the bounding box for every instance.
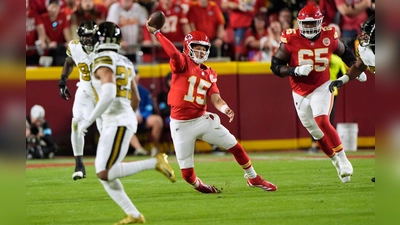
[335,0,368,32]
[228,0,266,28]
[187,1,225,40]
[26,10,43,55]
[281,27,339,96]
[152,4,189,43]
[155,32,220,120]
[41,11,70,43]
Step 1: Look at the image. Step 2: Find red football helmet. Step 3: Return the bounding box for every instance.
[297,4,324,39]
[183,31,211,64]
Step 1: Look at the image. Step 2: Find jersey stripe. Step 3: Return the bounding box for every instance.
[106,126,126,169]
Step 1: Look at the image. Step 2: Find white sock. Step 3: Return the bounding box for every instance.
[193,178,201,188]
[99,179,140,217]
[71,127,84,156]
[108,158,157,180]
[244,167,257,179]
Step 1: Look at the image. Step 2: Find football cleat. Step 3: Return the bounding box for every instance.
[72,165,86,180]
[332,158,353,183]
[246,175,277,192]
[113,214,145,225]
[194,178,220,194]
[154,153,176,183]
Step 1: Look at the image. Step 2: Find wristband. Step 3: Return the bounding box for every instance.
[338,75,350,84]
[219,105,229,114]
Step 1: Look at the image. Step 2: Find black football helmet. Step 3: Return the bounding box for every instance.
[76,20,98,53]
[358,15,375,48]
[93,22,122,52]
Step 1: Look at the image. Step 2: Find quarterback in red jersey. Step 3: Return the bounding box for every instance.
[271,4,358,183]
[146,20,277,194]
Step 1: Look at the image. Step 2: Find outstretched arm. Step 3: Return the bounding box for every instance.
[210,93,234,123]
[146,21,186,72]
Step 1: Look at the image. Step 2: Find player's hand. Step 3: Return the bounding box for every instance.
[294,65,313,76]
[78,120,91,136]
[225,108,235,123]
[146,20,157,34]
[58,76,72,100]
[356,72,367,82]
[328,80,344,93]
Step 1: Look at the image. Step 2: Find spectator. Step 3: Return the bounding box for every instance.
[278,7,294,29]
[243,13,280,62]
[64,0,78,20]
[26,0,47,66]
[41,0,72,66]
[151,0,191,62]
[69,0,107,40]
[26,105,58,159]
[106,0,151,59]
[221,0,267,61]
[267,0,309,25]
[335,0,373,51]
[187,0,225,58]
[130,71,164,156]
[318,0,340,26]
[29,0,66,15]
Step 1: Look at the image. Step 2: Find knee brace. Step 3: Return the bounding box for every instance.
[301,117,324,140]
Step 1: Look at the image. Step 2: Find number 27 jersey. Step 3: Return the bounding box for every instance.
[91,51,137,129]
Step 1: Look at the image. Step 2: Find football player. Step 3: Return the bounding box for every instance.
[76,21,175,225]
[270,4,357,183]
[58,20,98,180]
[146,18,277,193]
[328,15,375,91]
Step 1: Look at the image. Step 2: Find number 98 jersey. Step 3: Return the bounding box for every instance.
[66,39,94,85]
[91,51,137,130]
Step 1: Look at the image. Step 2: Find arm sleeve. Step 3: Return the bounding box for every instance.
[86,83,116,124]
[155,32,186,72]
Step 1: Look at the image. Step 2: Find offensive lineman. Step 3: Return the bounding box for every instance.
[270,4,357,183]
[77,21,175,224]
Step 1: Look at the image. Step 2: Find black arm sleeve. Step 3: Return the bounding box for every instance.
[271,56,295,77]
[340,44,357,67]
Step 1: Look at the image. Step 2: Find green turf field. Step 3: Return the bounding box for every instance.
[26,150,375,225]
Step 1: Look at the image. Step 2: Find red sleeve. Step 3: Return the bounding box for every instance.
[207,69,220,97]
[155,31,186,72]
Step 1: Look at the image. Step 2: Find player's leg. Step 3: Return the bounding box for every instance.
[70,87,94,180]
[95,126,173,224]
[200,113,277,192]
[310,82,353,182]
[169,118,218,193]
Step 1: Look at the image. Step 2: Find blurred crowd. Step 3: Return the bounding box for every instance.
[26,0,375,66]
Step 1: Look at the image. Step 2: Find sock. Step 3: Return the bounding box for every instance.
[315,115,342,157]
[181,168,198,186]
[75,156,83,167]
[227,143,257,178]
[108,158,157,180]
[99,179,140,217]
[316,135,335,157]
[71,121,84,156]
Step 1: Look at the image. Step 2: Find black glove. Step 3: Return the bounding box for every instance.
[58,75,72,100]
[328,80,344,93]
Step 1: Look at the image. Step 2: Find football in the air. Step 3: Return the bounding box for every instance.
[148,11,166,30]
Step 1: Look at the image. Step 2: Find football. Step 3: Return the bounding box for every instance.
[148,11,166,30]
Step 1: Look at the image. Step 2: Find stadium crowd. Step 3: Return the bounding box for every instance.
[26,0,375,66]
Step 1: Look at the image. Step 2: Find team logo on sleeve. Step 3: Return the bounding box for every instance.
[323,38,330,46]
[210,74,217,83]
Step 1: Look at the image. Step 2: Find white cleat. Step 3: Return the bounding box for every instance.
[332,159,353,183]
[72,171,85,180]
